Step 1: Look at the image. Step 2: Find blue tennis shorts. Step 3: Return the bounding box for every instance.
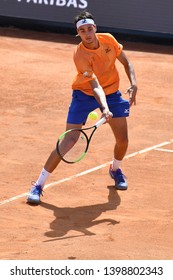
[67,90,130,124]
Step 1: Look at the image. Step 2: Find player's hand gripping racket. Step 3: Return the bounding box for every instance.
[56,117,106,164]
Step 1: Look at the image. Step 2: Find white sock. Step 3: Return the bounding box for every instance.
[36,168,50,188]
[112,158,122,171]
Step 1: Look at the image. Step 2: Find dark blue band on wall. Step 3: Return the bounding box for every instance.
[0,0,173,36]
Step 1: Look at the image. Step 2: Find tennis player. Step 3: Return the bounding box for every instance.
[27,11,137,204]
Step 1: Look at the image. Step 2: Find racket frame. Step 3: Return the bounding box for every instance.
[56,117,106,164]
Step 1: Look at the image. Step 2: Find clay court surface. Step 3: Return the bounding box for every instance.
[0,27,173,260]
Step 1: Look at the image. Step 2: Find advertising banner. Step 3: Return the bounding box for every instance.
[0,0,173,35]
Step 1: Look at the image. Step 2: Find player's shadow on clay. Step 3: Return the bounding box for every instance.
[41,186,121,241]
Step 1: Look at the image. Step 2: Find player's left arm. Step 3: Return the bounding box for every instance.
[117,50,137,106]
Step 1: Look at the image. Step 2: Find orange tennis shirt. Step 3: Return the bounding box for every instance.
[72,33,123,96]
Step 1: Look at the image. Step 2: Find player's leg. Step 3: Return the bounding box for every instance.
[108,117,128,190]
[105,90,130,190]
[27,122,83,204]
[27,90,97,204]
[44,123,84,173]
[109,117,128,160]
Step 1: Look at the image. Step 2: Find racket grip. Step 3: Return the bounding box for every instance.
[95,117,106,128]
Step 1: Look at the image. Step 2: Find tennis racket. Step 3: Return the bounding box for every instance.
[56,117,106,164]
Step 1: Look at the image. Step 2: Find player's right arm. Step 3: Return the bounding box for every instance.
[89,78,113,121]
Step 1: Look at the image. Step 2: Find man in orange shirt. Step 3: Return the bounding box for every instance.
[27,11,137,204]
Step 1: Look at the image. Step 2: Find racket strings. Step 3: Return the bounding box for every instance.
[57,130,88,163]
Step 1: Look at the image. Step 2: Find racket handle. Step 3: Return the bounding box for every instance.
[95,117,106,128]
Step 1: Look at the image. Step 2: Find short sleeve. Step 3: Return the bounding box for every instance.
[107,33,123,57]
[73,51,95,83]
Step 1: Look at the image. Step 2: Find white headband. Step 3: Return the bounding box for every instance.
[76,18,95,29]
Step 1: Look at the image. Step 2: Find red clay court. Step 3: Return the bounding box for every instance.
[0,27,173,260]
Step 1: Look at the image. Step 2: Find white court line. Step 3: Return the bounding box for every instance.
[0,139,173,206]
[155,148,173,153]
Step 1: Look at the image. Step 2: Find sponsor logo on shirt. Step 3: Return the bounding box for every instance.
[105,48,111,53]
